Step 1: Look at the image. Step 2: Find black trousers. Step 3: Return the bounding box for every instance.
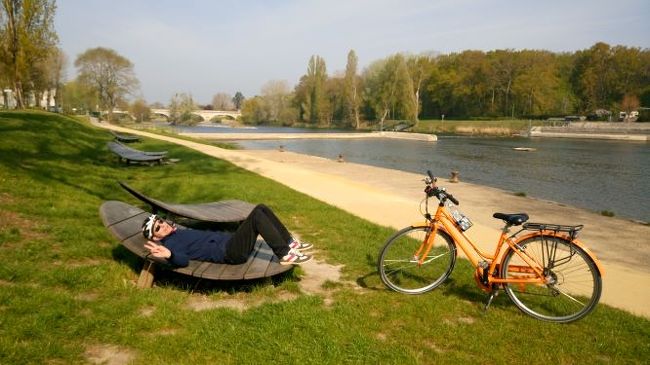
[224,204,293,264]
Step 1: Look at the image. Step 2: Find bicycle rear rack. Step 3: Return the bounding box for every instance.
[523,222,584,240]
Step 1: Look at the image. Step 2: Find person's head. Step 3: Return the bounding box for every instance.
[142,214,175,241]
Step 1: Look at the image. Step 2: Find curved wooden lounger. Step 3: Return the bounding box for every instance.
[107,142,166,164]
[116,141,167,157]
[119,181,255,223]
[110,130,141,143]
[99,201,292,288]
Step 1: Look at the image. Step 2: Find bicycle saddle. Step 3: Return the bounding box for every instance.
[492,212,529,226]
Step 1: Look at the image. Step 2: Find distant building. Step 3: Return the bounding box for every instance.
[1,88,56,110]
[619,111,639,122]
[1,89,16,109]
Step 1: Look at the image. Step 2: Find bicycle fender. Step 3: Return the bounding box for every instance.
[503,231,605,276]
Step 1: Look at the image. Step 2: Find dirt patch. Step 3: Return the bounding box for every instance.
[185,290,300,312]
[298,256,366,306]
[84,344,136,365]
[444,316,476,325]
[297,258,344,295]
[56,258,108,268]
[423,340,446,353]
[75,292,99,302]
[139,306,155,317]
[182,248,358,312]
[0,209,47,243]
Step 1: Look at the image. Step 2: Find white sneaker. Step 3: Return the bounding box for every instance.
[289,241,314,251]
[280,251,312,265]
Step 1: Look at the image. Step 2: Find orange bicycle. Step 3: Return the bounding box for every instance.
[377,171,604,323]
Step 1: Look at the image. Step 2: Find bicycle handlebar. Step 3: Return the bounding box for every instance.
[424,170,460,205]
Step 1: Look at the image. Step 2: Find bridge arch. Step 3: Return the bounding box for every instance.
[150,108,241,122]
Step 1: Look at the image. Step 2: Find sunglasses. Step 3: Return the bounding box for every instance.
[153,219,165,233]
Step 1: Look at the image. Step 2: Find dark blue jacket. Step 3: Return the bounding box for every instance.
[160,228,231,267]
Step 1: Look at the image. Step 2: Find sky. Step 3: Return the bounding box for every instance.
[55,0,650,105]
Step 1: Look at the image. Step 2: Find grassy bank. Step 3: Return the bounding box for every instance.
[412,119,542,136]
[1,111,648,364]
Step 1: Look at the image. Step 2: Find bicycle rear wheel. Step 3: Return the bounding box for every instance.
[501,235,602,323]
[378,226,456,294]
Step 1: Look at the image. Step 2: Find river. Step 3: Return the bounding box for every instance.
[174,125,650,222]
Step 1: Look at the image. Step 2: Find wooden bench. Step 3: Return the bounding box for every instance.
[115,142,167,157]
[107,142,166,164]
[119,181,255,222]
[99,201,292,288]
[110,130,141,143]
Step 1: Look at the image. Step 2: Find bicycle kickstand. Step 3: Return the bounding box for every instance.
[484,290,499,312]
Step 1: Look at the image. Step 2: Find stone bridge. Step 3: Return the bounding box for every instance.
[150,108,241,121]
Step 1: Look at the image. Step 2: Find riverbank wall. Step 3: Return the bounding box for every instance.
[530,122,650,141]
[180,131,437,142]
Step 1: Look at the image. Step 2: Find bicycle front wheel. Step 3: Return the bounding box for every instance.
[501,235,602,323]
[378,226,456,294]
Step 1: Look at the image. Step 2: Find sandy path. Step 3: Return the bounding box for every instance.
[97,122,650,318]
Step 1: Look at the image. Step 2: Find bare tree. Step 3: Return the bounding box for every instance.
[261,80,293,123]
[211,92,234,110]
[74,47,139,121]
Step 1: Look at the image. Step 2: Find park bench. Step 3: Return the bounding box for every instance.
[99,200,291,288]
[110,130,141,143]
[107,141,166,164]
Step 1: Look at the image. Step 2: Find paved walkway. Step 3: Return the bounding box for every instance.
[96,121,650,318]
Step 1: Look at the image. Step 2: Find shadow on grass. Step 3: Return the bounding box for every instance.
[111,244,297,295]
[356,251,511,309]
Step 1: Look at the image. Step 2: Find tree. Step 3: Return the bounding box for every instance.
[232,91,245,110]
[406,55,433,124]
[60,79,95,114]
[294,55,328,125]
[240,96,265,125]
[343,49,361,129]
[129,98,150,122]
[364,54,415,129]
[211,92,234,110]
[74,47,139,121]
[261,80,295,124]
[168,92,196,125]
[0,0,58,108]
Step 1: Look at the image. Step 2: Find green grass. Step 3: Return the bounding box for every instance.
[412,119,545,135]
[1,110,649,364]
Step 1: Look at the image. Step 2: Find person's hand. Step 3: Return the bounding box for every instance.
[144,241,172,259]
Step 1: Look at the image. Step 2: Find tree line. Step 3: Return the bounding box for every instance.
[242,44,650,127]
[2,1,649,126]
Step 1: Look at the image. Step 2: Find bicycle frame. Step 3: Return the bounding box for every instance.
[412,201,604,287]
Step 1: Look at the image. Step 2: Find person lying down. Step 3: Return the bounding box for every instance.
[142,204,313,266]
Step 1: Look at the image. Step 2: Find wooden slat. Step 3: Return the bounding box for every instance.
[244,241,275,279]
[265,254,289,277]
[107,142,164,163]
[119,181,255,222]
[110,130,141,143]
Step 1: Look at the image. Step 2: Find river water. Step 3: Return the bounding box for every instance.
[175,125,649,222]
